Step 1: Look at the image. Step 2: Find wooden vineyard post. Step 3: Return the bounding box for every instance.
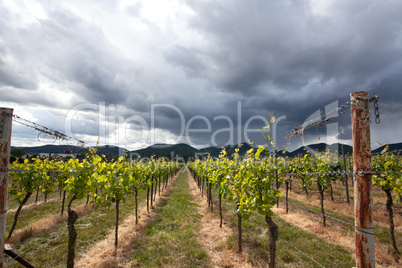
[0,108,13,268]
[350,92,375,268]
[342,144,350,205]
[237,205,242,253]
[274,150,279,208]
[266,215,278,268]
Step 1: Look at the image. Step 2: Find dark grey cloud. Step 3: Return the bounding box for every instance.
[182,0,401,94]
[162,0,402,148]
[0,4,145,108]
[164,45,208,78]
[0,6,38,90]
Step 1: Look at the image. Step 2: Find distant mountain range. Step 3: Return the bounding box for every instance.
[12,142,402,159]
[128,143,254,160]
[129,142,352,159]
[371,143,402,154]
[12,144,126,158]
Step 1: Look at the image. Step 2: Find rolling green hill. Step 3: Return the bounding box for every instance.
[11,144,127,158]
[11,142,401,160]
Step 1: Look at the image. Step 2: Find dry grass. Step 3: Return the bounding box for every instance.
[7,204,94,244]
[285,186,402,264]
[6,197,61,214]
[272,206,400,267]
[285,186,402,230]
[273,207,356,252]
[187,170,254,268]
[75,171,181,268]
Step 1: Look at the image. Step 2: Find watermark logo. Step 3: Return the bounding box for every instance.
[64,102,287,159]
[300,100,340,166]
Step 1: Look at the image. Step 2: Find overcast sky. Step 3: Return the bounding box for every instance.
[1,0,401,152]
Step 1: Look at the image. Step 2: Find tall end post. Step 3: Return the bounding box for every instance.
[0,108,13,268]
[350,92,375,268]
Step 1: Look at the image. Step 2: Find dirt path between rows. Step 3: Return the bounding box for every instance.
[75,170,182,268]
[187,169,254,268]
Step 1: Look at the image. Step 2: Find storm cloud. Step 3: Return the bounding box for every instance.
[1,0,401,151]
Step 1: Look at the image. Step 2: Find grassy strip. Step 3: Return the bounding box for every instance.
[282,196,355,226]
[6,186,63,209]
[207,185,355,267]
[282,196,402,246]
[287,179,397,205]
[4,186,151,267]
[5,195,88,234]
[130,169,211,268]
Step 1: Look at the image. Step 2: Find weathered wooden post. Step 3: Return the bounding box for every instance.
[342,144,350,205]
[0,108,13,268]
[350,92,375,268]
[274,150,279,208]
